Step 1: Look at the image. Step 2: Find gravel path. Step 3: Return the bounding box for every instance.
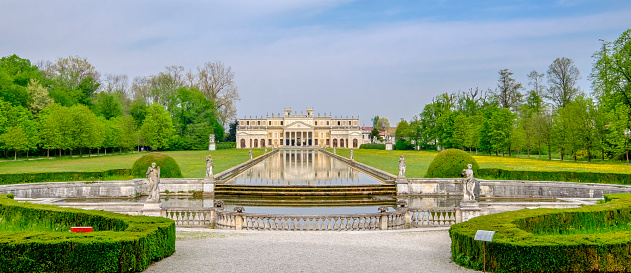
[144,228,479,273]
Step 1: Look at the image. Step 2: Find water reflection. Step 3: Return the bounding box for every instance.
[226,150,382,185]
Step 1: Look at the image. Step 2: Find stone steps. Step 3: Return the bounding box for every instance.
[214,184,396,196]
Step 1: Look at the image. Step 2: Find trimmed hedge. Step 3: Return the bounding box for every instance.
[359,143,386,150]
[131,152,182,178]
[216,142,236,149]
[0,195,175,272]
[450,193,631,272]
[0,169,132,185]
[425,149,479,178]
[479,168,631,184]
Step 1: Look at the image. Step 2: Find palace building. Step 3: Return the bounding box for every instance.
[236,108,362,149]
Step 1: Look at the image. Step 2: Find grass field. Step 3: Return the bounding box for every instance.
[0,149,265,178]
[332,149,631,177]
[2,148,630,179]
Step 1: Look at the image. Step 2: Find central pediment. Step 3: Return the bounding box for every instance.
[284,121,314,130]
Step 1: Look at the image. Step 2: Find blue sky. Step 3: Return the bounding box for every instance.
[1,0,630,125]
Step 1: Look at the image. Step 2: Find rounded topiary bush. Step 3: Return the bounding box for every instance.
[132,152,183,178]
[425,149,479,178]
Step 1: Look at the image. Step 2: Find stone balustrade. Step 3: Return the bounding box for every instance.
[162,208,408,231]
[407,208,457,227]
[161,207,458,230]
[163,208,216,227]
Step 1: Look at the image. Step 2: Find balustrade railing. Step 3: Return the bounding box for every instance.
[162,207,457,230]
[215,210,406,231]
[407,208,457,227]
[163,208,215,227]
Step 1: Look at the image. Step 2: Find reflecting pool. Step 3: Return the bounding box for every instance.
[225,150,383,185]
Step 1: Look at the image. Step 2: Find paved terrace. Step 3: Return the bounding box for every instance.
[145,228,479,273]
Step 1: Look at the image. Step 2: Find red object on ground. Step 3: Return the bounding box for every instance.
[70,227,93,233]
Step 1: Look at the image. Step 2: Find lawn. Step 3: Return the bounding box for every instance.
[0,149,266,178]
[333,149,631,177]
[2,148,630,179]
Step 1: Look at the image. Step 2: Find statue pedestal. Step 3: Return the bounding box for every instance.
[203,178,215,195]
[141,202,162,217]
[208,143,216,151]
[458,200,481,222]
[385,143,393,151]
[396,177,409,195]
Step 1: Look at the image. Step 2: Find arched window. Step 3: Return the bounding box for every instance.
[353,139,358,148]
[240,139,246,148]
[254,139,258,148]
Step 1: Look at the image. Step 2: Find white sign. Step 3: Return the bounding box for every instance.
[474,230,495,242]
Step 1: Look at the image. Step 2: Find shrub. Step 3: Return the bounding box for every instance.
[0,195,175,272]
[395,140,414,150]
[216,142,236,149]
[131,152,182,178]
[0,169,132,185]
[359,143,385,150]
[425,149,479,178]
[449,193,631,272]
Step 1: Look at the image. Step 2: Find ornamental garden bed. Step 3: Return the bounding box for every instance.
[450,192,631,272]
[0,195,175,272]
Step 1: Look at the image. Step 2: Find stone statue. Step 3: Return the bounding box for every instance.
[462,164,476,201]
[208,134,216,150]
[249,149,253,160]
[205,155,213,178]
[398,155,406,177]
[350,149,354,160]
[145,163,160,203]
[333,147,336,154]
[265,147,268,154]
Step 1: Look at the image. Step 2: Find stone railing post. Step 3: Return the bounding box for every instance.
[209,209,217,228]
[235,215,243,230]
[455,208,462,223]
[404,211,411,228]
[380,214,388,230]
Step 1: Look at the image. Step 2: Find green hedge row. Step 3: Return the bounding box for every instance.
[359,143,385,150]
[479,168,631,184]
[0,169,132,185]
[0,195,175,272]
[449,193,631,272]
[216,142,236,149]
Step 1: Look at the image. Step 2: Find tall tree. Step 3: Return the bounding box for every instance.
[479,105,514,156]
[494,69,523,111]
[141,103,175,150]
[226,119,238,142]
[546,57,581,108]
[375,117,390,138]
[187,61,240,126]
[25,79,53,116]
[0,54,44,107]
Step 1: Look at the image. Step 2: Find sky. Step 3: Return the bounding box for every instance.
[1,0,630,126]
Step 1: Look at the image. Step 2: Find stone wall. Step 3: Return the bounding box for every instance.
[0,178,205,199]
[406,178,631,198]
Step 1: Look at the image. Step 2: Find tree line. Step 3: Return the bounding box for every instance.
[0,55,241,160]
[395,29,631,163]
